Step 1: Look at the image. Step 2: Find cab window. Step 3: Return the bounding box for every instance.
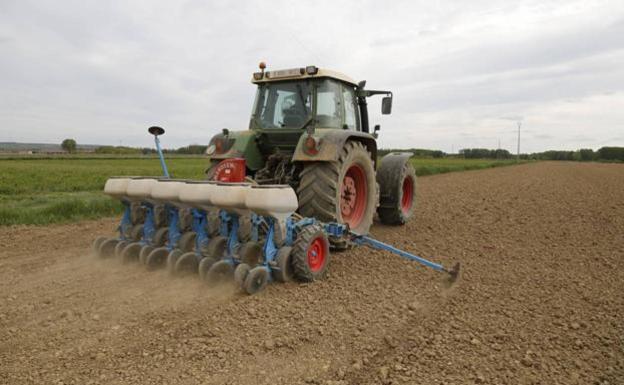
[316,80,343,128]
[342,85,358,130]
[252,81,312,129]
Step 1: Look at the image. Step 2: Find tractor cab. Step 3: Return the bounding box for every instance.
[248,64,392,153]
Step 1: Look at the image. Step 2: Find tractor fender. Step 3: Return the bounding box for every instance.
[292,130,378,167]
[206,130,264,171]
[376,152,413,209]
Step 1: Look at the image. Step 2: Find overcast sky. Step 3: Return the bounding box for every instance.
[1,0,623,152]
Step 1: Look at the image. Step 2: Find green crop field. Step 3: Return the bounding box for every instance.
[0,156,523,225]
[409,157,521,175]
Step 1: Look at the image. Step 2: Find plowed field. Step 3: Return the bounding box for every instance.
[1,162,622,384]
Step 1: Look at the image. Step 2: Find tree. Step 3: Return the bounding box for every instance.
[578,149,595,161]
[597,147,624,161]
[61,139,77,153]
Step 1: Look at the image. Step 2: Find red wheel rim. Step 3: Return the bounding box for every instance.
[340,164,367,228]
[401,176,414,214]
[307,237,327,273]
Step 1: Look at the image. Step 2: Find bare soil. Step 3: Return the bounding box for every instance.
[1,162,622,385]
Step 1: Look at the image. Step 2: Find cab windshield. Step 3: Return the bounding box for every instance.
[251,81,313,129]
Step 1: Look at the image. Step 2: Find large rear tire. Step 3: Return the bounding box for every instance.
[377,159,417,225]
[298,141,376,236]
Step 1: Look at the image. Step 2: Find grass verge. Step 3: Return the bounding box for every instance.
[0,157,526,226]
[410,158,525,175]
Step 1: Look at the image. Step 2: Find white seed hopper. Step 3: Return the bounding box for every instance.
[125,178,160,203]
[178,181,218,211]
[150,179,189,208]
[245,185,298,224]
[210,182,250,214]
[103,177,134,201]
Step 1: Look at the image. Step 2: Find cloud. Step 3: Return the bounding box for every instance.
[0,0,623,152]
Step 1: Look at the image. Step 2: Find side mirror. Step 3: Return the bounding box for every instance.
[381,96,393,115]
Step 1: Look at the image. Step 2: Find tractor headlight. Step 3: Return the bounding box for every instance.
[206,144,216,155]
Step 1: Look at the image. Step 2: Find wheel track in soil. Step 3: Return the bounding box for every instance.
[0,162,623,384]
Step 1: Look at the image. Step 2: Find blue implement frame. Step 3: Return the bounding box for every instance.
[117,201,133,240]
[165,205,182,251]
[153,134,170,178]
[139,203,156,245]
[190,209,210,261]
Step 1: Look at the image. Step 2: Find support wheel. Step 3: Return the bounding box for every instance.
[204,260,233,287]
[114,240,130,258]
[243,267,269,295]
[166,249,183,274]
[146,247,169,270]
[139,245,155,265]
[174,252,199,275]
[129,224,144,241]
[152,227,169,246]
[97,238,119,258]
[120,242,142,264]
[92,236,108,256]
[203,236,227,258]
[292,224,330,282]
[273,246,294,283]
[198,256,218,280]
[236,241,262,266]
[234,263,251,288]
[177,232,196,252]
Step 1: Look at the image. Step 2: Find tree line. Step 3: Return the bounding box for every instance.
[380,147,624,161]
[62,138,623,161]
[93,144,208,155]
[531,147,624,161]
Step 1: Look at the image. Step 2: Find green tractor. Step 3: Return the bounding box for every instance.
[205,63,416,238]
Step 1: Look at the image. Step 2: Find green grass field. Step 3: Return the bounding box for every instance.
[0,157,523,225]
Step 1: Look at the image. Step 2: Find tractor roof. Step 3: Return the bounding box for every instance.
[251,65,358,87]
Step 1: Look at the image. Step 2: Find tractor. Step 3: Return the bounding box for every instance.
[205,64,417,240]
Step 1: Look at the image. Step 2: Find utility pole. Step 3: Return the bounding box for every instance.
[516,121,521,162]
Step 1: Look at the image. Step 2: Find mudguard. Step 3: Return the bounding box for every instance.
[292,129,378,167]
[207,130,264,171]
